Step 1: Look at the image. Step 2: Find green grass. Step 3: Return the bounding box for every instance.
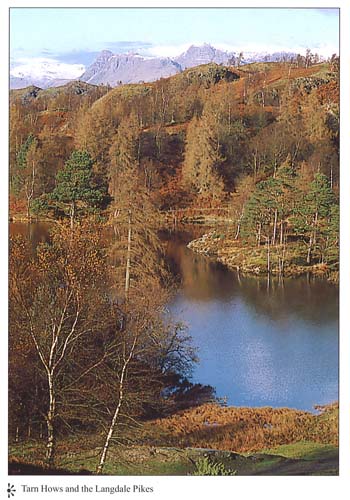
[9,440,338,476]
[262,441,338,461]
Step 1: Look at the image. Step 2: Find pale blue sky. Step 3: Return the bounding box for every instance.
[10,7,339,66]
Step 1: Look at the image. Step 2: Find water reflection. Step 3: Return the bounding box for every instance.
[165,230,338,411]
[9,222,52,250]
[164,230,338,324]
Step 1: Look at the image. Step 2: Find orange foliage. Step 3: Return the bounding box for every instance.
[317,80,339,105]
[9,196,27,215]
[144,403,338,453]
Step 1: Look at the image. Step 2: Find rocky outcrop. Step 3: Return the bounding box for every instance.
[175,43,231,69]
[80,52,181,86]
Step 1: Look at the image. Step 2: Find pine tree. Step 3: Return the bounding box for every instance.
[11,135,35,192]
[292,173,335,264]
[241,166,296,247]
[50,150,106,228]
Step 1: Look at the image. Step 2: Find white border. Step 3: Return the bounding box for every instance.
[2,1,349,498]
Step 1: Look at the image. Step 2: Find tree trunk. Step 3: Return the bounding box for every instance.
[267,236,271,274]
[235,220,241,240]
[253,153,258,180]
[257,223,261,246]
[125,210,132,300]
[266,236,271,291]
[96,392,124,475]
[280,221,284,245]
[313,210,319,257]
[307,210,319,265]
[25,158,36,222]
[46,373,56,466]
[26,197,31,222]
[235,209,244,240]
[307,235,313,265]
[272,209,278,245]
[70,201,75,230]
[96,337,137,475]
[330,165,333,189]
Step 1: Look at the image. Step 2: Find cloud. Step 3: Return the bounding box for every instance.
[56,50,99,66]
[143,41,338,59]
[145,42,207,58]
[105,41,153,54]
[215,41,338,57]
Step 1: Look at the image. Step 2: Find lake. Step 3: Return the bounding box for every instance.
[164,229,338,411]
[10,222,339,411]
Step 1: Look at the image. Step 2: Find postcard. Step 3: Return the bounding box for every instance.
[2,1,348,499]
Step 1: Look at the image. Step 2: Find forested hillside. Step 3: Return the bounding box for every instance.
[10,58,339,277]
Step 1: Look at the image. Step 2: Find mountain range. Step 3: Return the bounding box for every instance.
[10,43,314,90]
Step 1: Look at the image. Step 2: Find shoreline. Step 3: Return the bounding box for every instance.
[187,231,339,285]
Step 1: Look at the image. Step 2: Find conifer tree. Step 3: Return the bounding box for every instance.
[182,115,225,202]
[50,150,106,228]
[292,173,335,264]
[11,134,39,219]
[109,112,140,202]
[108,114,165,300]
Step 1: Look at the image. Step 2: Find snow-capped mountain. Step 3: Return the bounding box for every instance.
[78,50,114,84]
[10,58,85,89]
[78,45,299,87]
[174,43,232,69]
[9,44,325,90]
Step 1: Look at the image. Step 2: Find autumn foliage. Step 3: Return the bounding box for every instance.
[144,403,338,453]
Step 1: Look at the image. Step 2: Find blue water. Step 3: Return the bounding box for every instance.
[166,234,338,411]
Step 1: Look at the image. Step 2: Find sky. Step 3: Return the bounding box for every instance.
[10,7,339,76]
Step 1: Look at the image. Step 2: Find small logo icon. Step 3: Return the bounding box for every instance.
[7,483,16,498]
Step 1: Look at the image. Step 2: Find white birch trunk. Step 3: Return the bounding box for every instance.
[96,336,137,475]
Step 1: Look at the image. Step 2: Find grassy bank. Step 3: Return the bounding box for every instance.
[9,442,338,476]
[9,403,338,476]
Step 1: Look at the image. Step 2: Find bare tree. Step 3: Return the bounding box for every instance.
[95,295,196,474]
[9,222,113,466]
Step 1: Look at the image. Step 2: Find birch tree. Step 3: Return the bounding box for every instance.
[9,222,112,466]
[95,294,196,474]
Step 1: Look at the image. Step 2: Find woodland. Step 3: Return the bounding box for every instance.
[9,53,339,475]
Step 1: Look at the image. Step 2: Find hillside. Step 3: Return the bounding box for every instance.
[10,60,339,277]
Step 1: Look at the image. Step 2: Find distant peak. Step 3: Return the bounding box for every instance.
[96,50,114,60]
